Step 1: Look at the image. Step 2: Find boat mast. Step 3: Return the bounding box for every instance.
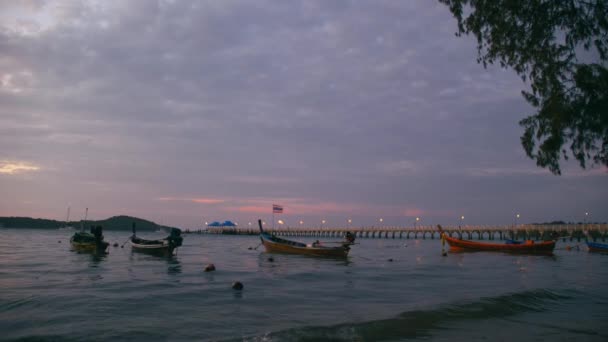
[65,206,71,225]
[81,207,88,232]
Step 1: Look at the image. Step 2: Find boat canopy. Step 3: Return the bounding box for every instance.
[207,221,237,227]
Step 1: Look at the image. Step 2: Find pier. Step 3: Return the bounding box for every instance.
[189,224,608,242]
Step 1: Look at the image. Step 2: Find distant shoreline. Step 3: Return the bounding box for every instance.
[0,215,181,231]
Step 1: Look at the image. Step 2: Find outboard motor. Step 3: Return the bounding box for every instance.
[167,228,183,248]
[345,231,356,244]
[93,225,104,242]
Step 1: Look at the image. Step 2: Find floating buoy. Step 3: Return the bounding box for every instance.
[113,243,119,247]
[387,258,393,262]
[58,240,61,243]
[442,252,448,257]
[121,245,124,248]
[204,263,216,272]
[232,281,243,290]
[248,247,252,250]
[268,257,274,262]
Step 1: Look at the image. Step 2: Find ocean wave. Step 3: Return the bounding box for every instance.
[236,289,574,342]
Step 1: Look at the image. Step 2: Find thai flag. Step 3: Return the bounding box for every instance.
[272,204,283,213]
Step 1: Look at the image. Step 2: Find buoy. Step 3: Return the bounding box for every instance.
[387,258,393,262]
[113,242,118,247]
[268,257,274,262]
[121,245,124,248]
[248,247,252,250]
[58,240,61,243]
[232,281,244,290]
[204,263,216,272]
[442,252,448,257]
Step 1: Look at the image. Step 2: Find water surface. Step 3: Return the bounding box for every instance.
[1,229,607,341]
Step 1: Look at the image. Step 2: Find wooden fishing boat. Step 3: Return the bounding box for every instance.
[70,226,110,253]
[129,224,183,256]
[438,225,555,253]
[587,241,608,253]
[258,219,355,257]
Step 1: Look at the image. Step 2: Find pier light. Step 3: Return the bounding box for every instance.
[299,220,304,225]
[278,220,284,225]
[459,215,464,228]
[415,217,420,229]
[248,222,252,227]
[322,219,326,224]
[205,222,208,225]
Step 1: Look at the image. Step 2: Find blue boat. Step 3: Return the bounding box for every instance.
[587,241,608,253]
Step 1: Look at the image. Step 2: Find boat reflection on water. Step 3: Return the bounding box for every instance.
[166,257,182,275]
[88,252,108,267]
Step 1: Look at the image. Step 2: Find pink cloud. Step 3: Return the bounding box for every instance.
[403,208,425,217]
[191,198,225,204]
[158,197,225,204]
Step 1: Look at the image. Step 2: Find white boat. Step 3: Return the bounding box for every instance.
[129,223,183,256]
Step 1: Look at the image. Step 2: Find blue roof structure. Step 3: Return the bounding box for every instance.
[207,221,237,227]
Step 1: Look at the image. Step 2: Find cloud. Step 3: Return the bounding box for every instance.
[0,160,40,174]
[158,197,225,204]
[0,1,605,227]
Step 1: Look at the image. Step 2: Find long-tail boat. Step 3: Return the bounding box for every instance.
[438,225,555,254]
[258,219,355,257]
[586,241,608,253]
[129,223,183,256]
[70,225,110,253]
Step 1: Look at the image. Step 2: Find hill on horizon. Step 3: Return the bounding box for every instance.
[0,215,181,231]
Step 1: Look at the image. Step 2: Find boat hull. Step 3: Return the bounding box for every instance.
[70,240,109,253]
[70,230,109,254]
[260,234,350,257]
[587,242,608,253]
[130,242,173,255]
[129,236,179,256]
[443,235,555,253]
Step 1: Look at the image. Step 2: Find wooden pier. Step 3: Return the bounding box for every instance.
[187,224,608,242]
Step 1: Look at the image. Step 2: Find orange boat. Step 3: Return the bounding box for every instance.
[438,225,555,253]
[258,219,355,257]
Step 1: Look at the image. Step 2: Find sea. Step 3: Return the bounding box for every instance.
[1,228,607,341]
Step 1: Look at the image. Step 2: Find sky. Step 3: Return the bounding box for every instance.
[1,0,606,229]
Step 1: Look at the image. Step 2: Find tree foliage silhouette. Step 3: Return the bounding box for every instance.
[440,0,607,174]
